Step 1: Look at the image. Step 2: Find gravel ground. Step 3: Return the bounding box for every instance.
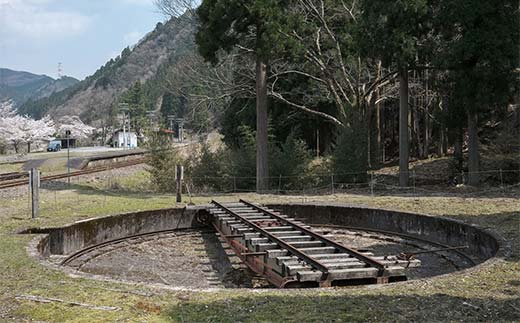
[66,230,253,289]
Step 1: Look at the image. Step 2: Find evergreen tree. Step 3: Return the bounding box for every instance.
[196,0,288,192]
[435,0,519,185]
[359,0,431,186]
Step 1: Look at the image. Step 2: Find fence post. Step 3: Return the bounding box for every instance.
[29,168,40,219]
[499,169,504,188]
[176,165,184,203]
[278,175,282,194]
[331,175,335,194]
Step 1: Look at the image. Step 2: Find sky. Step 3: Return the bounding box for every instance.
[0,0,165,80]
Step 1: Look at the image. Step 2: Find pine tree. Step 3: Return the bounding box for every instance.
[359,0,430,186]
[435,0,519,186]
[196,0,288,192]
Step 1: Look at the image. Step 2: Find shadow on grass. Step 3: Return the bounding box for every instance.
[168,293,520,322]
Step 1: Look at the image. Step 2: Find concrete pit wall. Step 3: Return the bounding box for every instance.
[35,203,500,263]
[269,203,500,260]
[39,206,207,256]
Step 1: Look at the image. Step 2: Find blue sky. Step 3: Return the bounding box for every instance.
[0,0,165,80]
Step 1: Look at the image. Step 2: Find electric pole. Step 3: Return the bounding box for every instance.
[119,103,129,149]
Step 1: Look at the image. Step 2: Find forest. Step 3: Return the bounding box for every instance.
[141,0,519,193]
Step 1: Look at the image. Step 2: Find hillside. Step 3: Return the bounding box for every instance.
[0,68,78,106]
[19,16,197,124]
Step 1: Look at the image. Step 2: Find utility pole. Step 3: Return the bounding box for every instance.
[167,115,175,141]
[175,118,185,143]
[119,103,129,149]
[146,110,156,132]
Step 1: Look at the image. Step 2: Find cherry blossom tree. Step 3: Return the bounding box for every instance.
[0,115,55,153]
[0,100,16,118]
[57,116,95,140]
[0,116,25,153]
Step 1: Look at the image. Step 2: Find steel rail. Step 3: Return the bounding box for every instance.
[239,199,388,273]
[318,224,477,266]
[0,172,27,181]
[211,200,330,276]
[0,158,146,189]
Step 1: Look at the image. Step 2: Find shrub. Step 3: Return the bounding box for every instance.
[188,142,231,192]
[270,131,312,191]
[146,133,183,192]
[332,125,369,184]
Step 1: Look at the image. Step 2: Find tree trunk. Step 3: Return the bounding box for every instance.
[399,68,410,187]
[367,97,374,169]
[454,127,464,184]
[375,61,383,165]
[424,105,430,158]
[413,99,423,158]
[256,57,269,193]
[467,111,480,186]
[438,125,445,157]
[423,70,430,159]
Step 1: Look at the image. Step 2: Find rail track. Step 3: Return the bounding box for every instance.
[0,171,27,182]
[0,158,146,190]
[55,201,476,288]
[209,200,420,288]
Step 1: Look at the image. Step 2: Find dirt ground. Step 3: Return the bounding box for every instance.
[58,225,480,290]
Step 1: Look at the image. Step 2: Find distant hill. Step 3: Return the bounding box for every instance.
[0,68,78,107]
[19,15,197,124]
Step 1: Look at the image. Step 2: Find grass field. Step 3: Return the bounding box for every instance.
[0,180,518,322]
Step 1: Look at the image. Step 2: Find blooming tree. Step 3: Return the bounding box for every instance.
[0,116,25,153]
[57,116,95,140]
[0,100,16,118]
[0,115,55,153]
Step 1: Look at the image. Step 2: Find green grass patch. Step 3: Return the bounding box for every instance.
[0,179,518,322]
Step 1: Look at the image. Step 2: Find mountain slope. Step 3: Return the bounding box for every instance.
[19,16,197,124]
[0,68,78,106]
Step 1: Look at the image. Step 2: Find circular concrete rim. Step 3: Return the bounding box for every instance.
[26,203,509,293]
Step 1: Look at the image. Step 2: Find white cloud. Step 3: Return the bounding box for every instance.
[0,0,91,40]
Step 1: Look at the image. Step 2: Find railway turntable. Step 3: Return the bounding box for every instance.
[209,200,421,288]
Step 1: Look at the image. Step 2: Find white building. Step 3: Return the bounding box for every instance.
[112,130,138,148]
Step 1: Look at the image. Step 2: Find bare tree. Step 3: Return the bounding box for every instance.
[154,0,197,18]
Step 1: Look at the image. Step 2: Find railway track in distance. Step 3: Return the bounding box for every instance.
[0,158,147,190]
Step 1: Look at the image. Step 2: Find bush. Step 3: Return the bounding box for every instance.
[270,131,312,191]
[147,127,320,194]
[333,125,369,184]
[188,142,231,192]
[146,133,183,192]
[228,126,257,191]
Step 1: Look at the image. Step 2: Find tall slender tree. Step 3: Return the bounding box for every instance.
[359,0,430,186]
[435,0,519,186]
[196,0,287,192]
